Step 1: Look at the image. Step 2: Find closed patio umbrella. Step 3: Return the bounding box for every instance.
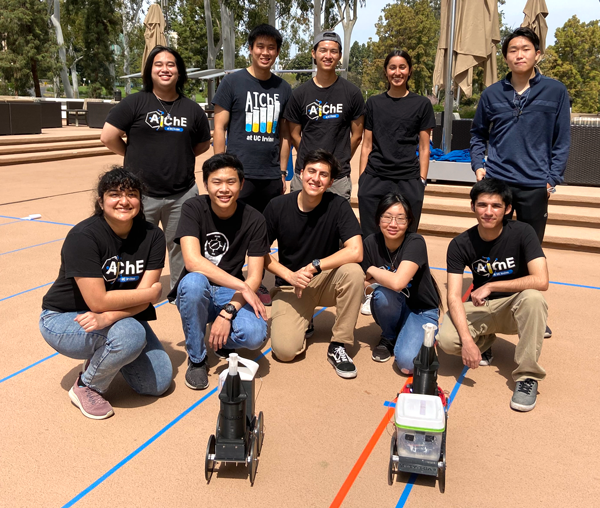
[141,4,167,70]
[521,0,549,54]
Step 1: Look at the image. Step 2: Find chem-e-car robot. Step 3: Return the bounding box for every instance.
[205,353,264,486]
[388,323,448,493]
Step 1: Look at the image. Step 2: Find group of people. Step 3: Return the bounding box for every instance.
[39,24,569,420]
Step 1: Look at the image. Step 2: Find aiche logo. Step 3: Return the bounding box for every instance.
[471,256,515,278]
[204,232,229,266]
[102,255,144,284]
[305,100,342,120]
[145,110,187,132]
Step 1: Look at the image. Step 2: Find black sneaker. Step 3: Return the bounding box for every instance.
[214,348,234,359]
[327,343,357,379]
[479,347,493,366]
[305,318,315,339]
[510,378,538,412]
[185,359,209,390]
[544,325,552,339]
[372,337,394,363]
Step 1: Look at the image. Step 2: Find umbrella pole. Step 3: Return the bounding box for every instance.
[442,0,457,154]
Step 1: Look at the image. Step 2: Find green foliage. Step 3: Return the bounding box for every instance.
[0,0,59,96]
[540,16,600,113]
[286,50,313,85]
[362,0,438,96]
[348,40,371,89]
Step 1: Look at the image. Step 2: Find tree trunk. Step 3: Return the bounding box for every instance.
[31,59,42,97]
[335,0,358,80]
[205,0,222,104]
[50,0,73,98]
[269,0,276,26]
[220,1,235,70]
[70,51,81,99]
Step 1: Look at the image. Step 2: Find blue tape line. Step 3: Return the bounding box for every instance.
[0,282,53,302]
[0,214,75,227]
[0,220,23,226]
[62,347,273,507]
[447,365,469,410]
[395,474,418,507]
[0,352,59,384]
[0,238,65,256]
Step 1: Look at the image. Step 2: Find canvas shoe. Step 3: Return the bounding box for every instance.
[360,293,373,315]
[257,284,272,306]
[305,318,315,339]
[214,348,234,360]
[69,375,114,420]
[510,378,538,412]
[479,347,493,366]
[372,337,394,363]
[185,359,209,390]
[544,325,552,339]
[327,343,357,379]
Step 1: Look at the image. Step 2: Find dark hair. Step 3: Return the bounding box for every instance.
[375,193,415,229]
[143,46,187,96]
[248,24,283,51]
[470,178,513,208]
[501,27,540,58]
[202,153,245,184]
[383,50,412,90]
[302,149,342,180]
[94,167,145,217]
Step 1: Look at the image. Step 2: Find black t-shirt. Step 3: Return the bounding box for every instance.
[105,91,211,197]
[42,215,166,321]
[168,196,269,299]
[360,232,439,311]
[447,220,545,300]
[364,91,436,180]
[284,77,364,178]
[212,69,292,180]
[263,191,362,286]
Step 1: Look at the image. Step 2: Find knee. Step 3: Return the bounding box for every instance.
[394,349,416,374]
[112,318,147,354]
[338,263,365,287]
[152,354,174,396]
[177,272,210,302]
[372,286,401,308]
[271,344,298,362]
[516,289,547,312]
[240,317,267,350]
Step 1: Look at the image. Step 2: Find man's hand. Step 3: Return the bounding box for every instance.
[239,284,267,320]
[282,174,287,195]
[291,265,315,299]
[475,168,486,181]
[461,339,481,369]
[470,284,491,307]
[209,314,232,350]
[75,312,114,333]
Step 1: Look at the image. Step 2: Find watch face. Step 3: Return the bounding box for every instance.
[224,304,236,314]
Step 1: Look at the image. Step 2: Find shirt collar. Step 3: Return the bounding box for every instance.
[503,68,541,89]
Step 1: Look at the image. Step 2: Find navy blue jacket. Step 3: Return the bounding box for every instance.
[470,71,570,187]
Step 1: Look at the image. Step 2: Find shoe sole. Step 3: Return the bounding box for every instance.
[479,359,493,366]
[327,356,357,379]
[372,352,392,363]
[360,307,372,316]
[543,332,552,339]
[510,399,536,412]
[185,379,209,390]
[68,387,114,420]
[305,330,314,339]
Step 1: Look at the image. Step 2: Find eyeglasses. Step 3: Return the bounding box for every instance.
[380,215,408,225]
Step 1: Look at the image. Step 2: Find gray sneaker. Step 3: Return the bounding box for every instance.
[185,359,209,390]
[510,378,538,412]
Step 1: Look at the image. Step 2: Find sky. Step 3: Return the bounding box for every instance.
[335,0,599,48]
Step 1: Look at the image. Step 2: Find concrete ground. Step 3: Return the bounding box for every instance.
[1,141,599,507]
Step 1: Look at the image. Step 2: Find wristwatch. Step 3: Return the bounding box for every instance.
[312,259,322,275]
[222,303,238,320]
[420,177,427,187]
[547,186,556,194]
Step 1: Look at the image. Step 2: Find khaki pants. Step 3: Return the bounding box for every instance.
[438,290,547,382]
[269,264,365,361]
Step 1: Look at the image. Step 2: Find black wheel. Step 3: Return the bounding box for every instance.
[388,433,397,486]
[255,411,265,456]
[438,414,448,493]
[247,433,259,486]
[205,434,216,483]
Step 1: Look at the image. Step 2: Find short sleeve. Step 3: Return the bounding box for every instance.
[351,87,365,120]
[402,235,428,268]
[337,199,362,243]
[247,215,270,257]
[174,198,202,244]
[419,99,436,131]
[192,106,212,145]
[147,227,167,270]
[212,77,234,111]
[262,201,278,245]
[364,98,374,131]
[283,90,302,124]
[446,237,467,274]
[521,224,545,263]
[104,97,136,133]
[63,232,103,279]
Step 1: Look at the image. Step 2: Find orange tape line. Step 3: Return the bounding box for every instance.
[462,283,474,302]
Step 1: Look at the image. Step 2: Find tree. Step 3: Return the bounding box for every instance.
[334,0,364,79]
[347,40,370,89]
[540,16,600,113]
[0,0,59,96]
[362,0,438,95]
[119,0,144,95]
[48,0,74,97]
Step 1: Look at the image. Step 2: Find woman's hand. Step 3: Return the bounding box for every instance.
[74,312,115,333]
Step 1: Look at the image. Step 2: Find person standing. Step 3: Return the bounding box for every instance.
[101,46,212,289]
[284,31,364,201]
[358,50,435,237]
[212,24,292,305]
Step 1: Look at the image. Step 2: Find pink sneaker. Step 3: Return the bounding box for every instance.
[69,375,114,420]
[257,284,272,306]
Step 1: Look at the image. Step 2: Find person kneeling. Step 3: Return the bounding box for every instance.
[39,168,173,420]
[263,149,364,378]
[438,178,549,412]
[361,193,441,372]
[170,154,268,390]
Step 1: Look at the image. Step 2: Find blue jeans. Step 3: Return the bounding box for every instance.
[371,286,439,373]
[39,310,173,395]
[176,272,267,363]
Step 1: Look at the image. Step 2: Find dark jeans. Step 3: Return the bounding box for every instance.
[357,172,425,237]
[238,177,283,213]
[506,184,549,243]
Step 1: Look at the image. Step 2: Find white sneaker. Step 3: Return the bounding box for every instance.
[361,283,380,316]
